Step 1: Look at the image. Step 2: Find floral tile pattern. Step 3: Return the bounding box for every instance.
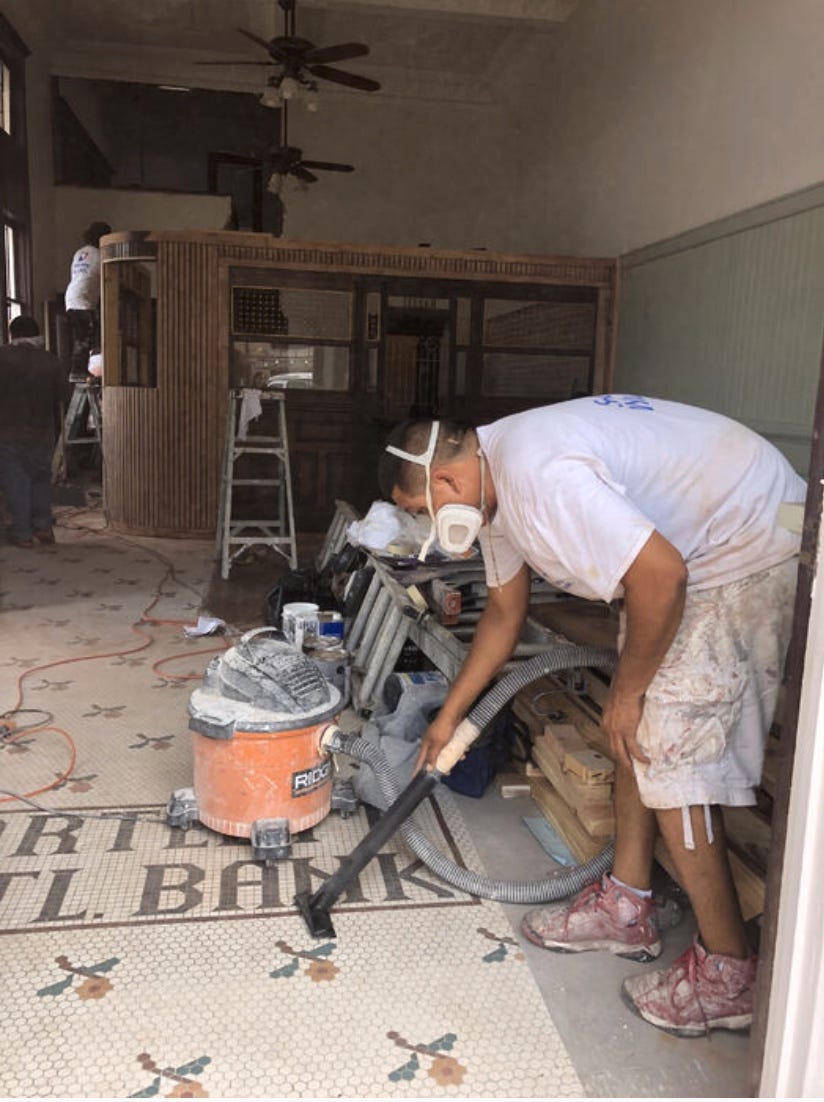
[0,512,583,1098]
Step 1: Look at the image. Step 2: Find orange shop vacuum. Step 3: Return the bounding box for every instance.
[166,628,355,861]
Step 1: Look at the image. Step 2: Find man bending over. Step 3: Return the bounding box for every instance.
[378,394,804,1037]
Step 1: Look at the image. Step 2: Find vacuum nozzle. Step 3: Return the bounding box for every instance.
[294,890,337,939]
[295,768,439,938]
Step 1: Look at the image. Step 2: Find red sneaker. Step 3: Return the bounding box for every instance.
[33,528,56,544]
[621,935,757,1036]
[521,875,661,962]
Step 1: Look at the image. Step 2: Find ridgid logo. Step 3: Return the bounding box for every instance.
[291,760,333,797]
[0,801,477,934]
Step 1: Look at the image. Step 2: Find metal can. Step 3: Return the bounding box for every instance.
[316,610,344,646]
[308,645,350,705]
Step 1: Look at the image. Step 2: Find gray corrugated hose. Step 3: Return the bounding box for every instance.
[328,645,617,904]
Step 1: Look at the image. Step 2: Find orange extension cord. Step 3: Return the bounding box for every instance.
[0,520,231,805]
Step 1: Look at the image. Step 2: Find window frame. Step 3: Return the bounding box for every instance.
[0,58,11,135]
[3,219,26,324]
[0,14,31,342]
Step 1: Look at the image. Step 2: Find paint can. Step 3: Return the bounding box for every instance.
[308,645,351,705]
[281,601,319,650]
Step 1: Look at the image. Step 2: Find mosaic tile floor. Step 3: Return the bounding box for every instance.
[0,511,584,1098]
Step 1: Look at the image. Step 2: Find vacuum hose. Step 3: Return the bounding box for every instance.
[328,644,616,905]
[295,642,618,936]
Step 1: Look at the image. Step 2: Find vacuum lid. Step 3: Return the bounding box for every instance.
[189,628,342,737]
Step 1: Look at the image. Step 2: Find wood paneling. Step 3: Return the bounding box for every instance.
[103,239,224,536]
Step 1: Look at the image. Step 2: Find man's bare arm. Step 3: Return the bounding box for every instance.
[417,564,531,770]
[602,530,688,770]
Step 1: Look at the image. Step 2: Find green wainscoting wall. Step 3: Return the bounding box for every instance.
[616,183,824,475]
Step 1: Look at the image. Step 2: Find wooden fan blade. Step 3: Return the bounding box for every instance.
[236,28,274,52]
[194,60,272,66]
[301,160,355,173]
[292,166,318,183]
[304,42,369,65]
[307,64,380,92]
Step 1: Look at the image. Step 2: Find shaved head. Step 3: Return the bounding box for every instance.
[378,419,476,499]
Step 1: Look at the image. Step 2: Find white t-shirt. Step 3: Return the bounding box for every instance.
[64,245,101,311]
[476,395,806,602]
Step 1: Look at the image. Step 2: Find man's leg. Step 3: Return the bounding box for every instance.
[28,444,56,541]
[622,802,757,1035]
[655,803,749,958]
[611,759,659,891]
[0,443,34,544]
[68,310,94,380]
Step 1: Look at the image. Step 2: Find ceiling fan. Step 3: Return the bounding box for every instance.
[267,100,354,188]
[198,0,380,102]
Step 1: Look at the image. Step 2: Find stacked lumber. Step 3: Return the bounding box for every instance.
[511,673,615,863]
[531,723,614,837]
[511,664,775,920]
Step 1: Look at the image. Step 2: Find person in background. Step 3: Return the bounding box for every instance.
[0,316,71,547]
[380,396,805,1038]
[64,221,111,382]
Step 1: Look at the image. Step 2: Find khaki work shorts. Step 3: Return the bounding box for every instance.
[621,557,797,810]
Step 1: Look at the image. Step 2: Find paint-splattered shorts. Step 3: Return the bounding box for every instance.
[622,557,797,810]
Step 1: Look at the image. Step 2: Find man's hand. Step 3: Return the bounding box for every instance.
[413,565,531,775]
[414,713,457,773]
[601,689,650,772]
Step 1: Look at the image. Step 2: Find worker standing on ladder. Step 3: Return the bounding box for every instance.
[64,221,111,381]
[0,316,70,547]
[379,397,805,1038]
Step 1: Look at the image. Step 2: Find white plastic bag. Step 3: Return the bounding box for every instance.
[346,501,425,554]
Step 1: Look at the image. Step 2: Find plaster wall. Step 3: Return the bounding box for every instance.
[52,187,232,299]
[500,0,824,256]
[261,95,517,251]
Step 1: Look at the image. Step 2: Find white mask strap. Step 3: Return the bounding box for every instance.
[385,422,440,561]
[385,420,440,468]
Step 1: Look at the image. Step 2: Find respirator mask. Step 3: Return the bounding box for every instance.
[386,421,487,561]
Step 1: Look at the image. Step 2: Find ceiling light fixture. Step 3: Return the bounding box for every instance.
[279,76,299,100]
[260,82,283,108]
[260,77,320,111]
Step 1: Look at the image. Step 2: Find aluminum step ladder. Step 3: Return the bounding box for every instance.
[346,560,422,713]
[216,388,297,580]
[52,381,102,482]
[315,499,360,571]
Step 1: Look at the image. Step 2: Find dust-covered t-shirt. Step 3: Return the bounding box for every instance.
[64,245,101,311]
[476,395,806,602]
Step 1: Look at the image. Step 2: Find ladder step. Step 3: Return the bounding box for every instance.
[227,538,292,545]
[231,479,284,487]
[228,521,285,528]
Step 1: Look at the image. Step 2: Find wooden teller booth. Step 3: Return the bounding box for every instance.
[100,230,618,538]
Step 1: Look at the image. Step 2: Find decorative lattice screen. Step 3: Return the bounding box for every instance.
[232,287,352,340]
[483,300,595,351]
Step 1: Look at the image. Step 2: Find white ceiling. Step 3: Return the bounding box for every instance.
[3,0,581,104]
